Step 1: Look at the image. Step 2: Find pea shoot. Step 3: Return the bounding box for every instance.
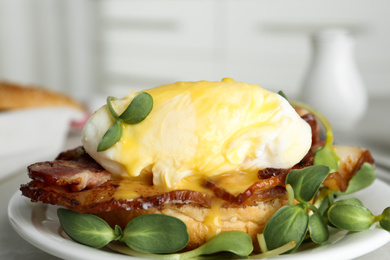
[257,92,390,257]
[97,92,153,152]
[57,209,254,259]
[57,210,189,254]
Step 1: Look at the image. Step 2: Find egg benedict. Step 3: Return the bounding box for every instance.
[20,78,374,251]
[82,78,311,188]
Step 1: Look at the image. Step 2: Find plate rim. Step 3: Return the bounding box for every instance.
[8,178,390,260]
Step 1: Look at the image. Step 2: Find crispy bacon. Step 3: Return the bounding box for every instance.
[27,147,110,192]
[21,177,287,214]
[20,179,214,214]
[323,148,375,192]
[294,108,322,149]
[21,146,289,213]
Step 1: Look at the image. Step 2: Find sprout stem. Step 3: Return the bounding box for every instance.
[374,214,382,223]
[313,187,332,208]
[286,184,295,206]
[257,233,268,253]
[250,241,297,259]
[304,202,318,213]
[107,242,182,259]
[106,96,120,119]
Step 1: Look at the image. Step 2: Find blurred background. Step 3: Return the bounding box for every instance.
[1,0,390,150]
[1,0,390,101]
[1,2,390,259]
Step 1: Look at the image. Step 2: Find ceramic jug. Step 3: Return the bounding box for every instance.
[300,28,368,131]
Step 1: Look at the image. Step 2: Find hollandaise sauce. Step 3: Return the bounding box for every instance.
[83,78,311,192]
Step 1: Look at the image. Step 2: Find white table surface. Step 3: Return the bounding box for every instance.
[1,97,390,260]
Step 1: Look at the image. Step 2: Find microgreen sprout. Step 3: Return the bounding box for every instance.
[57,210,189,254]
[327,202,390,233]
[107,232,253,259]
[97,92,153,152]
[121,214,189,254]
[261,165,331,253]
[262,204,309,253]
[176,231,253,258]
[379,207,390,231]
[328,202,376,231]
[57,208,119,248]
[250,238,296,259]
[58,209,254,259]
[308,211,329,244]
[260,91,388,256]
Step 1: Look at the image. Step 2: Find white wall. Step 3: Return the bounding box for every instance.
[1,0,389,100]
[96,0,390,99]
[0,0,96,100]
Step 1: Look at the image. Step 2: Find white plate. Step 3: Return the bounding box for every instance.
[8,178,390,260]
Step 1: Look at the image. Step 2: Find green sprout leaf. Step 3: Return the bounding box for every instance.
[180,231,253,258]
[316,192,331,216]
[316,194,336,227]
[278,90,289,101]
[106,96,120,119]
[57,208,116,248]
[252,238,296,259]
[114,225,123,241]
[328,202,375,231]
[336,162,376,195]
[97,92,153,152]
[263,205,309,253]
[120,92,153,124]
[308,211,329,244]
[97,120,123,152]
[336,197,364,207]
[379,207,390,232]
[121,214,189,254]
[286,165,330,203]
[314,147,339,173]
[108,231,253,259]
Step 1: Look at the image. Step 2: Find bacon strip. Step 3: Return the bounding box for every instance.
[300,112,323,151]
[21,146,288,213]
[323,148,375,192]
[27,147,110,192]
[20,180,214,213]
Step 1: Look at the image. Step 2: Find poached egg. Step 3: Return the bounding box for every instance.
[82,78,312,189]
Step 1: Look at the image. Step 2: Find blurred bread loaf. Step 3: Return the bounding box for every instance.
[0,81,86,111]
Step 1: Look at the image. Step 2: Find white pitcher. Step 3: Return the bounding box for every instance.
[300,28,368,131]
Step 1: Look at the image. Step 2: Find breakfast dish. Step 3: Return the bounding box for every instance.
[16,78,389,258]
[9,175,390,260]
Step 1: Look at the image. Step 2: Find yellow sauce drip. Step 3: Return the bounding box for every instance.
[114,173,169,201]
[211,170,260,196]
[114,169,261,201]
[203,198,225,240]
